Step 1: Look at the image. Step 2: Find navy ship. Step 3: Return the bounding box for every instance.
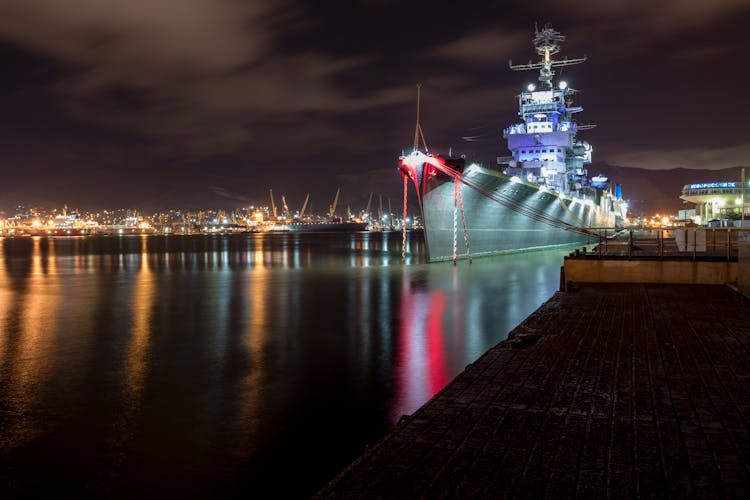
[398,25,626,262]
[286,219,368,232]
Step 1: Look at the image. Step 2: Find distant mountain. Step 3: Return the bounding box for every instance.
[589,163,748,216]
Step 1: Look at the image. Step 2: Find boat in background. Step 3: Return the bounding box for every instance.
[399,24,627,262]
[286,220,368,232]
[286,188,368,232]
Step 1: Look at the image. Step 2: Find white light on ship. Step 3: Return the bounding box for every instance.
[558,81,568,90]
[527,83,535,92]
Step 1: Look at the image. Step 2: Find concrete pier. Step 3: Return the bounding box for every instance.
[315,284,750,498]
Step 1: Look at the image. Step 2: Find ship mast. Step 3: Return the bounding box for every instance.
[412,83,428,152]
[509,24,586,88]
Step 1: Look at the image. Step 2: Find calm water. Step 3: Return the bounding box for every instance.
[0,232,573,498]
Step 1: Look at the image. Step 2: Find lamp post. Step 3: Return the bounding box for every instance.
[742,167,746,227]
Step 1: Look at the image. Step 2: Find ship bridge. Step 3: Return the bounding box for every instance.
[501,25,593,195]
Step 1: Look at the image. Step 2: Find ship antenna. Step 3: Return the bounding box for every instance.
[413,83,429,153]
[509,24,587,89]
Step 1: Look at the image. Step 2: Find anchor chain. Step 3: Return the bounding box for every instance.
[402,175,408,262]
[453,178,459,265]
[458,180,472,263]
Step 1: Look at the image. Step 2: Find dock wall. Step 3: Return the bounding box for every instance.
[563,258,737,285]
[740,231,750,297]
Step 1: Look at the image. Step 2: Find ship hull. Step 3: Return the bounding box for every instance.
[11,227,90,237]
[419,165,614,262]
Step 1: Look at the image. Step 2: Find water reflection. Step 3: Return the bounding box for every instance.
[0,232,571,497]
[122,236,154,413]
[233,246,269,457]
[0,238,61,447]
[390,251,567,420]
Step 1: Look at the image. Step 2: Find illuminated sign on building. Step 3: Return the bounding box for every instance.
[688,182,737,189]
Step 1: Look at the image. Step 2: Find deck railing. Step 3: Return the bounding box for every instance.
[568,226,748,261]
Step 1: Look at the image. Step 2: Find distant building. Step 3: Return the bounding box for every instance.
[680,181,749,225]
[677,208,696,221]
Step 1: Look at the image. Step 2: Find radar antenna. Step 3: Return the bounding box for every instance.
[509,23,586,88]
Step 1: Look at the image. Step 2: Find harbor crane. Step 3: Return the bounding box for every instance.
[299,193,310,218]
[281,194,289,216]
[329,188,341,219]
[269,189,278,219]
[365,192,373,220]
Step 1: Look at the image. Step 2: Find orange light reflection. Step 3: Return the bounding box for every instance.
[122,235,155,412]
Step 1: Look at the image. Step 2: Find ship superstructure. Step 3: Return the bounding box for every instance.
[398,25,626,263]
[502,25,593,197]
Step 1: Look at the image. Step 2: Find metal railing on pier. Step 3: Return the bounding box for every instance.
[569,226,747,261]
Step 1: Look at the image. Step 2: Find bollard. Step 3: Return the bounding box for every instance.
[628,230,633,259]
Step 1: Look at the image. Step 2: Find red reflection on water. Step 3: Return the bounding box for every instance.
[394,283,451,421]
[426,292,448,394]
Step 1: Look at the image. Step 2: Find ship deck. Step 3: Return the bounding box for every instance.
[315,283,750,498]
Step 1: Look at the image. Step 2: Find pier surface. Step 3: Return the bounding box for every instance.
[316,284,750,498]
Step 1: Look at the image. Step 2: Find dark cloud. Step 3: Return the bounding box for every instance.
[0,0,412,158]
[432,30,528,66]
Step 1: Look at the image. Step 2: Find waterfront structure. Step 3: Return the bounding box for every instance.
[680,180,749,225]
[398,24,626,262]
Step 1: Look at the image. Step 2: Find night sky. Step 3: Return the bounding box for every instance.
[0,1,748,213]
